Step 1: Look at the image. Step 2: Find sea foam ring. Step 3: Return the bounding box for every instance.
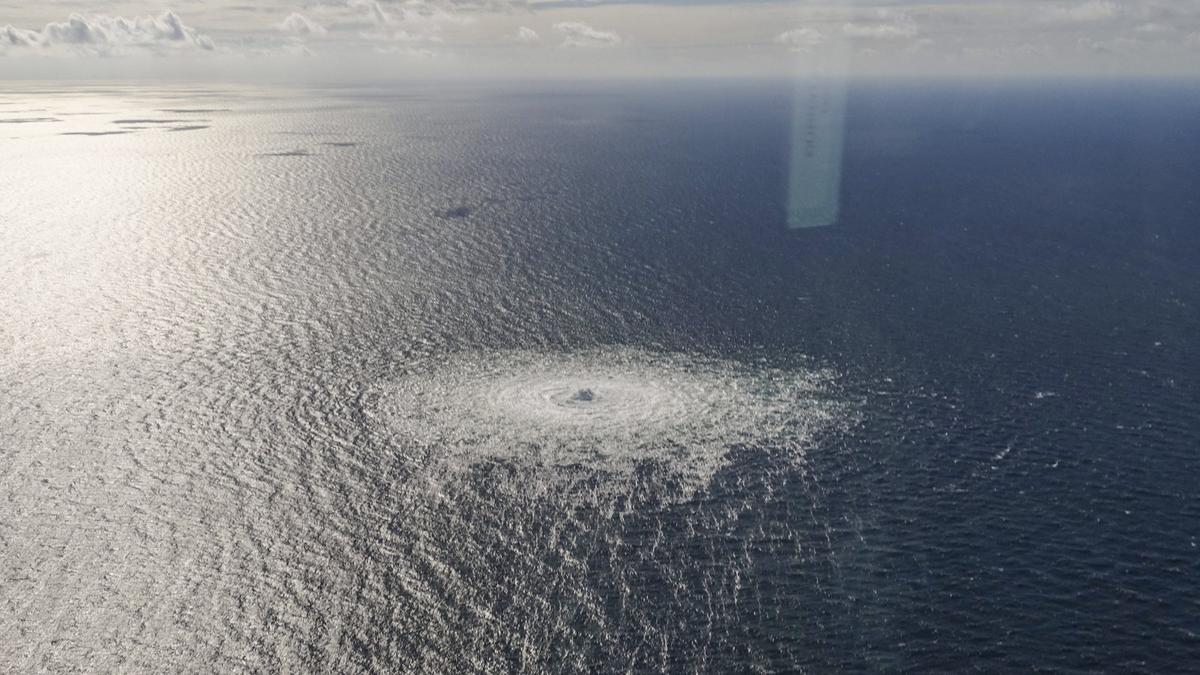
[376,348,840,491]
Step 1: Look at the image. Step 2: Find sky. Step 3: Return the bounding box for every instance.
[2,0,1200,80]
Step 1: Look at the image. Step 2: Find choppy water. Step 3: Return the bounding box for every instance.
[2,81,1199,672]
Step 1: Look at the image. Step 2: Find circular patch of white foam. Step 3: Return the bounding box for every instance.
[376,348,840,493]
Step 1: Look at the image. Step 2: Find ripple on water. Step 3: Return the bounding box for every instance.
[374,347,843,496]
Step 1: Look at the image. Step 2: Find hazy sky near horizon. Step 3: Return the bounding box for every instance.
[2,0,1200,79]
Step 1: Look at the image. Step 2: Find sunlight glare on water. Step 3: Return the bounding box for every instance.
[3,80,1200,672]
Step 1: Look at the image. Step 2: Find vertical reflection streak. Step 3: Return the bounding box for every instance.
[787,25,849,229]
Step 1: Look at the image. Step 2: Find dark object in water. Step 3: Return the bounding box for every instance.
[441,206,472,219]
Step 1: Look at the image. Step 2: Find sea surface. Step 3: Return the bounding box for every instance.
[1,80,1199,672]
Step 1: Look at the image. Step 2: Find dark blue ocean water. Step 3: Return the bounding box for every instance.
[728,82,1200,671]
[2,80,1198,672]
[652,81,1200,671]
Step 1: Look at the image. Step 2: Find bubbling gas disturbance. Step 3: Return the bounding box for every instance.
[377,348,840,495]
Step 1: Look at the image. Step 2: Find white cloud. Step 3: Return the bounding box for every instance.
[553,21,621,48]
[1075,35,1142,53]
[1041,1,1122,23]
[516,26,540,43]
[1,25,42,49]
[843,23,918,39]
[2,0,1199,76]
[351,0,394,27]
[350,0,467,45]
[843,10,919,40]
[374,45,437,59]
[1133,22,1172,34]
[278,13,327,37]
[1,11,214,55]
[906,37,935,54]
[775,28,824,52]
[280,39,317,57]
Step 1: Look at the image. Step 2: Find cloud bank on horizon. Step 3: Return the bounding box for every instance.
[2,0,1199,78]
[2,11,214,55]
